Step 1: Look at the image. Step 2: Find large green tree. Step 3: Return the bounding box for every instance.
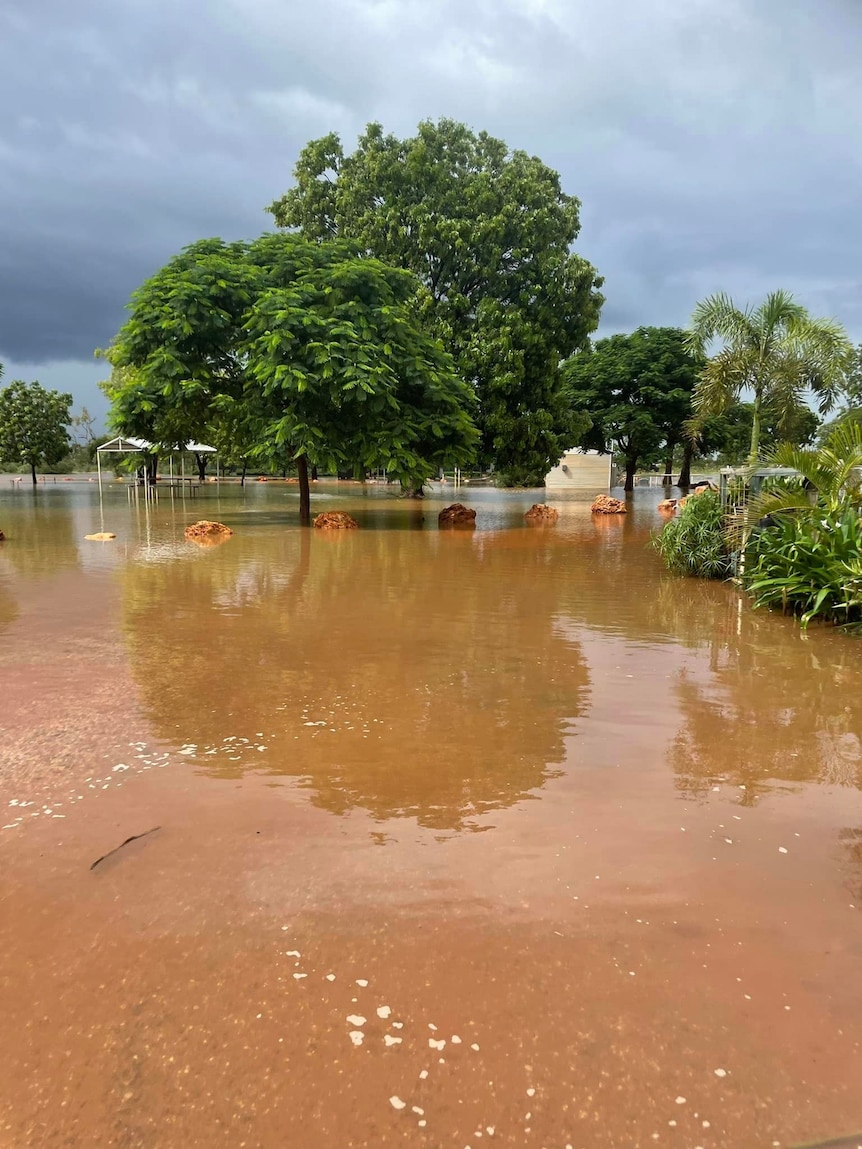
[562,327,704,491]
[0,377,72,485]
[269,119,603,485]
[105,233,478,520]
[686,290,851,462]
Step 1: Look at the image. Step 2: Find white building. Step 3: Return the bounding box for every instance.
[544,450,613,490]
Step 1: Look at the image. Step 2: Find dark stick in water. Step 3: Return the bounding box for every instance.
[90,826,161,871]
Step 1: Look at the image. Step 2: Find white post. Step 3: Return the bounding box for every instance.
[96,449,102,496]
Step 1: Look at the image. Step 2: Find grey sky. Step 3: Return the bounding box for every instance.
[1,0,861,426]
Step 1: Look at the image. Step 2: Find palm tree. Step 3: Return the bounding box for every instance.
[686,290,851,462]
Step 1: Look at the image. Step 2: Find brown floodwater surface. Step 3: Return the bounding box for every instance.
[1,480,862,1149]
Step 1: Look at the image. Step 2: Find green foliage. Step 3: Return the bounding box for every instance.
[705,401,820,465]
[687,289,851,462]
[104,233,479,500]
[270,118,604,484]
[0,378,72,484]
[738,422,862,630]
[652,491,732,579]
[563,326,704,489]
[744,508,862,629]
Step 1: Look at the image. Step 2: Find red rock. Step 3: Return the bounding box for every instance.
[313,511,359,530]
[525,504,559,524]
[591,495,627,515]
[438,503,477,527]
[184,520,234,541]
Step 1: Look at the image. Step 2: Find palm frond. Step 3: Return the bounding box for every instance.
[692,348,746,416]
[754,290,806,343]
[688,293,758,356]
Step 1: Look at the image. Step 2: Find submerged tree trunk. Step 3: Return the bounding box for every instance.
[194,453,208,482]
[624,457,637,492]
[677,440,694,488]
[311,464,318,481]
[240,459,248,486]
[662,439,676,485]
[297,455,311,525]
[401,480,425,498]
[30,460,37,486]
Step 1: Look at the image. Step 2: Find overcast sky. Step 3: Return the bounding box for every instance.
[1,0,860,426]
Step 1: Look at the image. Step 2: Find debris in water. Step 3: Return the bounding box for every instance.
[377,1006,391,1019]
[90,826,161,871]
[348,1031,364,1047]
[389,1096,406,1110]
[347,1015,366,1027]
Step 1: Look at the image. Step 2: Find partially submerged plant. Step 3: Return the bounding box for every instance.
[652,491,732,579]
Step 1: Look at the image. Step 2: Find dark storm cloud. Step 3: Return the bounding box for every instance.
[1,0,861,416]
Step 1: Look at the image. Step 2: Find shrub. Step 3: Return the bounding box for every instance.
[743,507,862,628]
[652,491,732,579]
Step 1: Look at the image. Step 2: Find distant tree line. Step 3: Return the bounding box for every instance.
[4,118,859,505]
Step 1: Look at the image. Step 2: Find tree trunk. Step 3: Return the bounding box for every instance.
[662,439,676,485]
[677,440,694,488]
[297,455,311,525]
[240,459,248,486]
[194,453,207,482]
[311,464,318,481]
[624,458,637,492]
[30,461,37,486]
[749,389,762,463]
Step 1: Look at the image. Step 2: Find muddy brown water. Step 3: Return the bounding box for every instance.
[1,480,862,1149]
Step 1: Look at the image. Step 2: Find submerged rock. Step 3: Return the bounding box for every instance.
[184,520,234,541]
[591,495,627,515]
[313,511,359,530]
[525,503,559,525]
[657,499,678,512]
[438,503,477,527]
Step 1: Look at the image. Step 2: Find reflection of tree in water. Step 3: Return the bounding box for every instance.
[667,606,862,805]
[0,497,80,578]
[545,521,862,806]
[837,827,862,902]
[0,579,18,634]
[121,528,590,830]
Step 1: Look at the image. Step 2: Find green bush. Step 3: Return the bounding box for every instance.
[652,491,732,579]
[743,507,862,628]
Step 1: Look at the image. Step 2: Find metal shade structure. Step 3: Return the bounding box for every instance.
[96,436,218,493]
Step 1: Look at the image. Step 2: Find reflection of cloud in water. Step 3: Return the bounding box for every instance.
[121,530,590,831]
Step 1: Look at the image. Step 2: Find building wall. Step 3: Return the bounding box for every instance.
[545,451,612,490]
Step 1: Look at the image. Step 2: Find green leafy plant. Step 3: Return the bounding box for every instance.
[744,508,862,629]
[652,491,732,579]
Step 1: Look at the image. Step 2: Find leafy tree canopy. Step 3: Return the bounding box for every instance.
[269,118,603,485]
[0,378,72,485]
[562,326,704,490]
[104,233,479,517]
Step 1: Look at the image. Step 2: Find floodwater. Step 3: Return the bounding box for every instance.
[1,479,862,1149]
